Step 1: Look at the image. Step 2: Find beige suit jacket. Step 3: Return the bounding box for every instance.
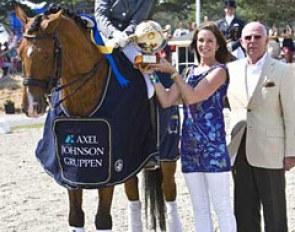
[227,54,295,168]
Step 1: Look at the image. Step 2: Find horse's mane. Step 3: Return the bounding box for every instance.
[28,4,89,33]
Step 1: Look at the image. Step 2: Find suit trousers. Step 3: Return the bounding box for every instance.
[232,133,287,232]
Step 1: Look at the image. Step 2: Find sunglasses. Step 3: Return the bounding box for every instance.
[243,35,262,41]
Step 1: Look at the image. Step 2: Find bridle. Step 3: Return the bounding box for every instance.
[22,32,62,93]
[22,32,102,108]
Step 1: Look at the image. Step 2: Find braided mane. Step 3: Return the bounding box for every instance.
[28,4,88,33]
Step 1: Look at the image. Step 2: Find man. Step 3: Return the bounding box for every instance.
[227,21,295,232]
[216,0,245,59]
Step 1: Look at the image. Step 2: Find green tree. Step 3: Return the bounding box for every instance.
[1,0,294,31]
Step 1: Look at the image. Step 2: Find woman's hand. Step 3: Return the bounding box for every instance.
[137,64,154,74]
[147,58,177,75]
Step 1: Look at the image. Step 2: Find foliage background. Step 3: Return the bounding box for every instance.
[0,0,294,33]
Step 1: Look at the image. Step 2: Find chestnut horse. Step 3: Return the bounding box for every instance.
[16,6,163,231]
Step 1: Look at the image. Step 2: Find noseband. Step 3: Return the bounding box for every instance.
[22,33,62,93]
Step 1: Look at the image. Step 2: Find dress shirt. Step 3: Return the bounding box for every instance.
[246,52,268,97]
[225,15,234,26]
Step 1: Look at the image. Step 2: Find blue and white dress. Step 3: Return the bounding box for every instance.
[181,64,231,173]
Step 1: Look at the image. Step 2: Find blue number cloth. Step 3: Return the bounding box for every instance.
[181,64,231,173]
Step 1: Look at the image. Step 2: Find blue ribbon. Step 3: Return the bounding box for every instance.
[79,14,129,87]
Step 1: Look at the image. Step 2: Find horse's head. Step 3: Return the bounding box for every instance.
[16,6,63,117]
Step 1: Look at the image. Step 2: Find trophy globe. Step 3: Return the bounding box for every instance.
[133,20,166,67]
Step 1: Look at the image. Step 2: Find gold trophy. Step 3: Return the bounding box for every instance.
[132,20,166,68]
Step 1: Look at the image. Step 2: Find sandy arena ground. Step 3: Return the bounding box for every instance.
[0,126,294,232]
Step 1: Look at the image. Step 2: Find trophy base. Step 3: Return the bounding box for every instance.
[134,54,160,69]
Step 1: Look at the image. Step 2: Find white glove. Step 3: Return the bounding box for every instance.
[107,30,130,48]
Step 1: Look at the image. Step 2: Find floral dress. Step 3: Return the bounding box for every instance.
[181,64,231,173]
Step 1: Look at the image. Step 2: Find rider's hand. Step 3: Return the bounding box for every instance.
[108,30,130,48]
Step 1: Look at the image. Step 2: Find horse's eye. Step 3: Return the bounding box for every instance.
[37,47,51,61]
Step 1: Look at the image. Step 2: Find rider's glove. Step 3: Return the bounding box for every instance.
[107,30,130,48]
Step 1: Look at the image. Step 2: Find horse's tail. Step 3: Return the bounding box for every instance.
[143,168,166,231]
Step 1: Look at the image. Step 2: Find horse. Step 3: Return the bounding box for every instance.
[15,6,163,231]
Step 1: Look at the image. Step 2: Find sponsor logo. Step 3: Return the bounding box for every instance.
[114,159,123,172]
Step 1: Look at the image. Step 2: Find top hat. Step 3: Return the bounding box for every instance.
[224,0,236,8]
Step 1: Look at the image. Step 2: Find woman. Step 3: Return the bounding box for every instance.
[143,22,236,232]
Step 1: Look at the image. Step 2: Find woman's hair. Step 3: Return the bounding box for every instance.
[190,21,231,64]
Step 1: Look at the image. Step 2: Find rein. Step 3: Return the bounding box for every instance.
[22,32,102,108]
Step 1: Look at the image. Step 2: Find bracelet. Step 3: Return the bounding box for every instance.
[171,72,179,80]
[149,73,160,84]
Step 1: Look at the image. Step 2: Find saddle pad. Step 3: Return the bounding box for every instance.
[53,118,112,186]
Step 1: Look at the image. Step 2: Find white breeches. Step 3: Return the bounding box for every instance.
[183,172,236,232]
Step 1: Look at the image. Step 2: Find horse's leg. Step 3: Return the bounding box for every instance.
[95,187,114,232]
[161,161,183,232]
[68,188,85,232]
[124,176,142,232]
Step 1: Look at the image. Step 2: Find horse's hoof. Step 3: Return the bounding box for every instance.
[69,226,85,232]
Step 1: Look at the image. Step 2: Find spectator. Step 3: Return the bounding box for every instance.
[173,21,189,37]
[188,21,197,32]
[282,24,294,63]
[216,0,245,59]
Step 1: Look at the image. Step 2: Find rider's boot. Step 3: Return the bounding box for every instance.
[128,200,142,232]
[69,227,85,232]
[166,200,183,232]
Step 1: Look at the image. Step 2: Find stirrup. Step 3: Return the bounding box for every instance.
[69,226,85,232]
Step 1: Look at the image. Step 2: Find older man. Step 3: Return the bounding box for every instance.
[227,21,295,232]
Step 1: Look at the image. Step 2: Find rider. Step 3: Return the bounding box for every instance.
[95,0,155,99]
[216,0,245,59]
[95,1,182,231]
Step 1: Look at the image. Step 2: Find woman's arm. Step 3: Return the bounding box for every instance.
[139,62,181,108]
[153,80,181,108]
[174,67,227,105]
[148,60,227,106]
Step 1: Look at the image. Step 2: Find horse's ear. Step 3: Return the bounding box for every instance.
[40,10,63,33]
[15,6,28,25]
